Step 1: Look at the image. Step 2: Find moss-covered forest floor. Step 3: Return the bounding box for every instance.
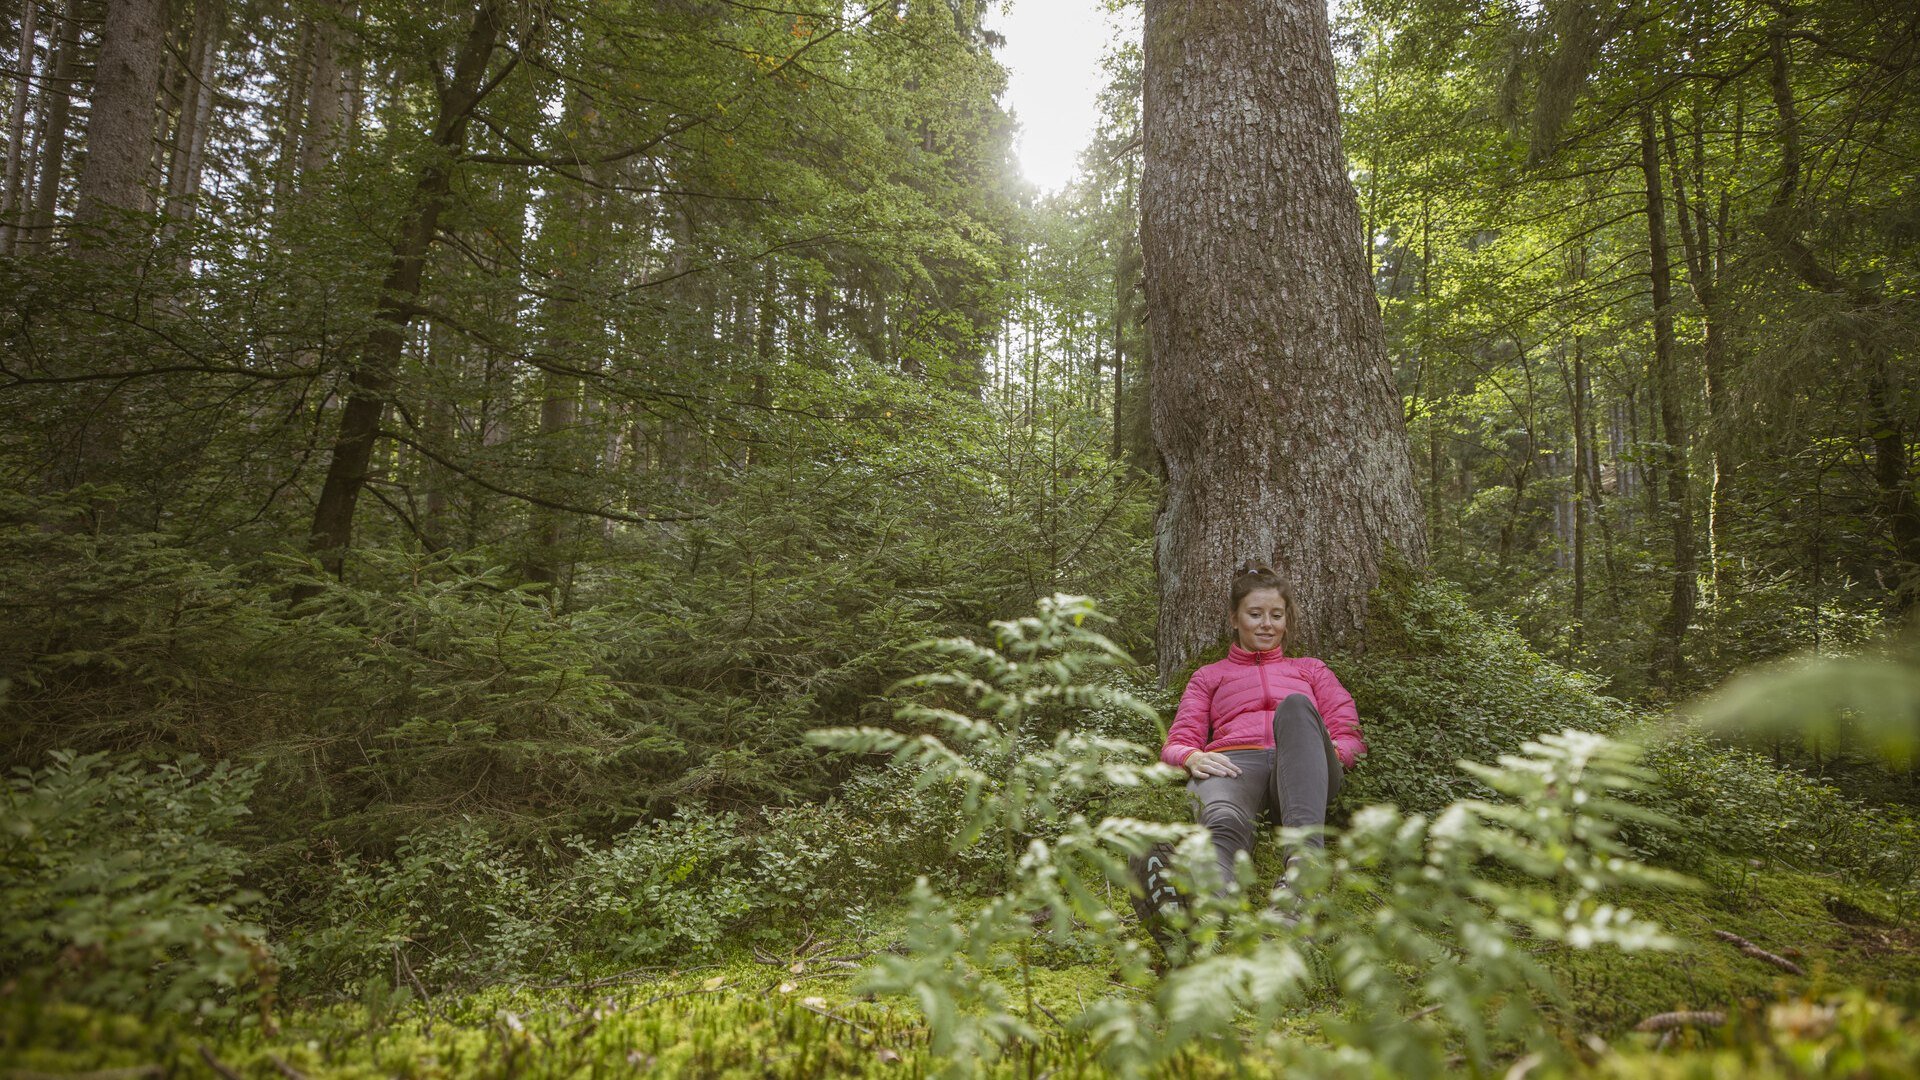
[7,853,1917,1079]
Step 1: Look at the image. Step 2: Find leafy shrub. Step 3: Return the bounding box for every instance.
[1,492,663,850]
[567,811,760,963]
[2,394,1157,852]
[282,811,770,992]
[1638,730,1920,900]
[1338,568,1639,814]
[261,551,654,846]
[811,595,1180,1069]
[1079,732,1685,1079]
[578,402,1157,814]
[1686,628,1920,770]
[0,751,275,1021]
[272,823,562,993]
[751,760,1003,914]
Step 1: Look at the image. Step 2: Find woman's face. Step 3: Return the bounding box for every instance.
[1232,587,1287,652]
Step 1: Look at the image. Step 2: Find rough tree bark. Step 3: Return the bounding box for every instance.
[1142,0,1427,679]
[165,0,221,223]
[72,0,170,242]
[302,2,501,589]
[1661,100,1738,601]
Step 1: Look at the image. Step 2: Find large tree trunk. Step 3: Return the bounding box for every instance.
[72,0,170,243]
[1640,106,1696,686]
[1142,0,1426,678]
[61,0,170,512]
[301,2,500,590]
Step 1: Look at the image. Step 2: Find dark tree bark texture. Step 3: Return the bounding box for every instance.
[1142,0,1426,680]
[302,2,500,590]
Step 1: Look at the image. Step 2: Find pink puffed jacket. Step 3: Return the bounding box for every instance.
[1160,643,1366,770]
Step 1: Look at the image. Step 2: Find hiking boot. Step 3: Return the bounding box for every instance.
[1128,841,1187,952]
[1268,854,1305,928]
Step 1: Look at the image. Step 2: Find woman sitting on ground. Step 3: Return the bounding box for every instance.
[1151,562,1365,902]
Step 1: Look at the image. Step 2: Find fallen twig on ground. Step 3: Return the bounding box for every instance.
[1634,1010,1727,1032]
[632,981,733,1010]
[197,1045,244,1080]
[796,997,873,1035]
[535,965,668,990]
[1713,930,1806,976]
[394,944,439,1035]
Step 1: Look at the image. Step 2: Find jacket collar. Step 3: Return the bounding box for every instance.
[1226,643,1286,665]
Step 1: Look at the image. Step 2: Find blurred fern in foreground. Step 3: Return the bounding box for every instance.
[1684,627,1920,767]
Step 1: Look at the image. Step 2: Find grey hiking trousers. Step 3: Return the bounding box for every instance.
[1186,693,1345,891]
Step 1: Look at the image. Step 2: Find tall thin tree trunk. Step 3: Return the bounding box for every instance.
[146,23,182,199]
[1570,335,1587,648]
[746,261,776,466]
[20,0,77,254]
[1143,0,1427,675]
[1112,152,1143,466]
[1661,102,1737,604]
[60,0,170,514]
[1585,388,1622,613]
[1863,361,1920,609]
[72,0,170,243]
[165,0,220,222]
[421,320,454,550]
[1640,106,1695,685]
[297,0,351,178]
[1,0,40,251]
[272,17,313,213]
[301,2,501,590]
[526,378,577,588]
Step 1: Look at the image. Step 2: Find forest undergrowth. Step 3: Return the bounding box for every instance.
[6,570,1920,1077]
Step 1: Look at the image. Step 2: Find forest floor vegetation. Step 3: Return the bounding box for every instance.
[7,568,1919,1076]
[5,864,1918,1079]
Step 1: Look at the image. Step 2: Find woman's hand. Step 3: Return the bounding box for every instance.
[1184,751,1242,779]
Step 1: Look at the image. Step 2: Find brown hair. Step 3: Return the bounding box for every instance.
[1228,561,1300,647]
